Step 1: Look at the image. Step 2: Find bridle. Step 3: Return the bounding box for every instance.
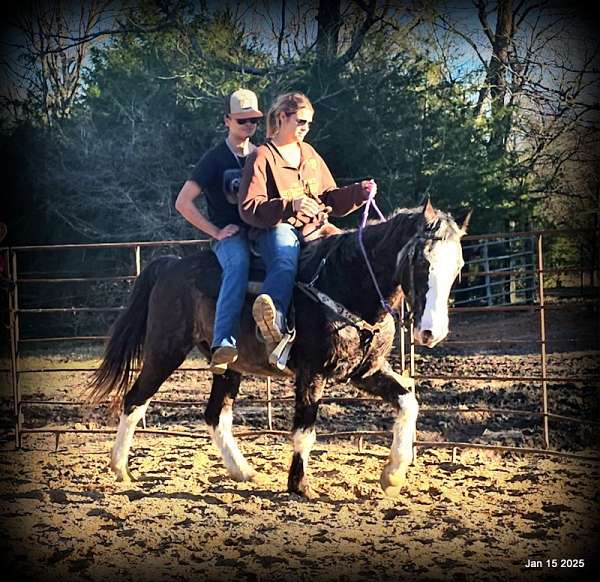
[300,191,443,333]
[357,190,441,330]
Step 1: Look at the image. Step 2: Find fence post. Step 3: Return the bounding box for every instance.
[536,234,550,449]
[509,238,517,304]
[527,235,536,303]
[580,242,585,291]
[266,377,273,431]
[409,319,417,463]
[8,250,21,449]
[134,245,141,277]
[134,245,146,429]
[482,241,492,306]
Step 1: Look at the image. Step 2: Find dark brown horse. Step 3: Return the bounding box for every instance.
[88,199,469,497]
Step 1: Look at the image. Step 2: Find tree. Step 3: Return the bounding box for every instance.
[39,8,273,243]
[1,0,122,127]
[432,1,599,230]
[3,0,596,245]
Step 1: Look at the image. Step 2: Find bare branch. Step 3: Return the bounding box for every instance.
[336,0,381,67]
[514,0,549,30]
[277,0,286,65]
[434,14,489,67]
[473,0,495,44]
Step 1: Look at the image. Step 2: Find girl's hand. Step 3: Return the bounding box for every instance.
[292,196,320,218]
[360,179,377,200]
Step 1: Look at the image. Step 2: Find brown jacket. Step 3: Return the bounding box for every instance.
[238,141,367,241]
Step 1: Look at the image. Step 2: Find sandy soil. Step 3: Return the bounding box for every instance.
[2,433,599,582]
[1,310,599,581]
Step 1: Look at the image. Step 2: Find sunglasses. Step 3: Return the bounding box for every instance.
[235,117,261,125]
[286,112,312,127]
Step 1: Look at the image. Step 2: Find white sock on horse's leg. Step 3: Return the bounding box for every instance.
[208,406,255,482]
[287,426,317,495]
[111,400,150,481]
[292,427,316,472]
[381,392,418,494]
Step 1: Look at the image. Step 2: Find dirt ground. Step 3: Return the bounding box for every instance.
[1,435,599,582]
[1,309,599,581]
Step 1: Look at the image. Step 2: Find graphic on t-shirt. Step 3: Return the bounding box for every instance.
[222,168,243,204]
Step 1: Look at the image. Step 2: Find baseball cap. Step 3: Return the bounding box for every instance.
[226,89,263,119]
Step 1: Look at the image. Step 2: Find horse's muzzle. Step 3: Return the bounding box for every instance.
[414,328,445,348]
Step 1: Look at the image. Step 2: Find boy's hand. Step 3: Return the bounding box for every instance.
[215,224,240,240]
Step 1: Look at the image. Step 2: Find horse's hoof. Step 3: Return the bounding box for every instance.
[111,464,134,483]
[380,462,408,495]
[288,479,318,500]
[382,484,402,497]
[249,472,269,486]
[301,486,318,500]
[231,467,257,482]
[110,455,134,482]
[289,488,317,500]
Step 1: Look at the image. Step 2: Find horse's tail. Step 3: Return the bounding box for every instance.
[87,255,179,407]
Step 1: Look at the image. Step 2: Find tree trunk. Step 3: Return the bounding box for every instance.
[316,0,341,65]
[487,0,513,158]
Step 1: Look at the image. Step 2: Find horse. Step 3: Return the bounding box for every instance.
[87,198,470,497]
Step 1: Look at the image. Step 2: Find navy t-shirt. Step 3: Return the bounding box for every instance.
[189,141,247,229]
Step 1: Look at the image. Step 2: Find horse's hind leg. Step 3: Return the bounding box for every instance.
[205,369,256,482]
[351,361,418,496]
[111,350,187,482]
[287,372,325,498]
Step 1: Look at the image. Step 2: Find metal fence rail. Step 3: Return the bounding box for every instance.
[452,233,536,306]
[2,229,599,462]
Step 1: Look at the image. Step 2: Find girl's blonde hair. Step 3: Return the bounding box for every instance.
[266,92,314,138]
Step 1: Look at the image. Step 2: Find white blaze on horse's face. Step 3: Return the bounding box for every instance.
[414,238,464,348]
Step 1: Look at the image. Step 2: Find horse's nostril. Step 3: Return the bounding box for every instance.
[421,330,434,343]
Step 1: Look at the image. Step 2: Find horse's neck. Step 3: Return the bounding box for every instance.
[316,218,417,323]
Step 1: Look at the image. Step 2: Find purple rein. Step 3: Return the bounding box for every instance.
[357,186,402,322]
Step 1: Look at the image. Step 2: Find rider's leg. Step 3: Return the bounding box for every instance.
[253,223,300,346]
[210,231,251,372]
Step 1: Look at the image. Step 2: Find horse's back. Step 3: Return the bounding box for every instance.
[179,250,222,298]
[176,249,267,299]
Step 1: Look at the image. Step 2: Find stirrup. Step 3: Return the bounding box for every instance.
[268,328,296,371]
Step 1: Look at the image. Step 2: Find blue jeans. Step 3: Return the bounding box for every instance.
[254,223,301,319]
[210,230,251,349]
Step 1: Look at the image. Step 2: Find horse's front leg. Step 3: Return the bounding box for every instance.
[288,371,325,498]
[351,361,418,496]
[204,369,256,482]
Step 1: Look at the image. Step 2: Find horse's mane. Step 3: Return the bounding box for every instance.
[298,205,462,282]
[385,206,463,240]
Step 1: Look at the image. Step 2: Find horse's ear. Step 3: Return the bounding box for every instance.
[421,195,436,224]
[458,209,473,234]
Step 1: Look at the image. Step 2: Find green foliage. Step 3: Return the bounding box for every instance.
[2,2,581,245]
[301,55,515,232]
[29,9,273,243]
